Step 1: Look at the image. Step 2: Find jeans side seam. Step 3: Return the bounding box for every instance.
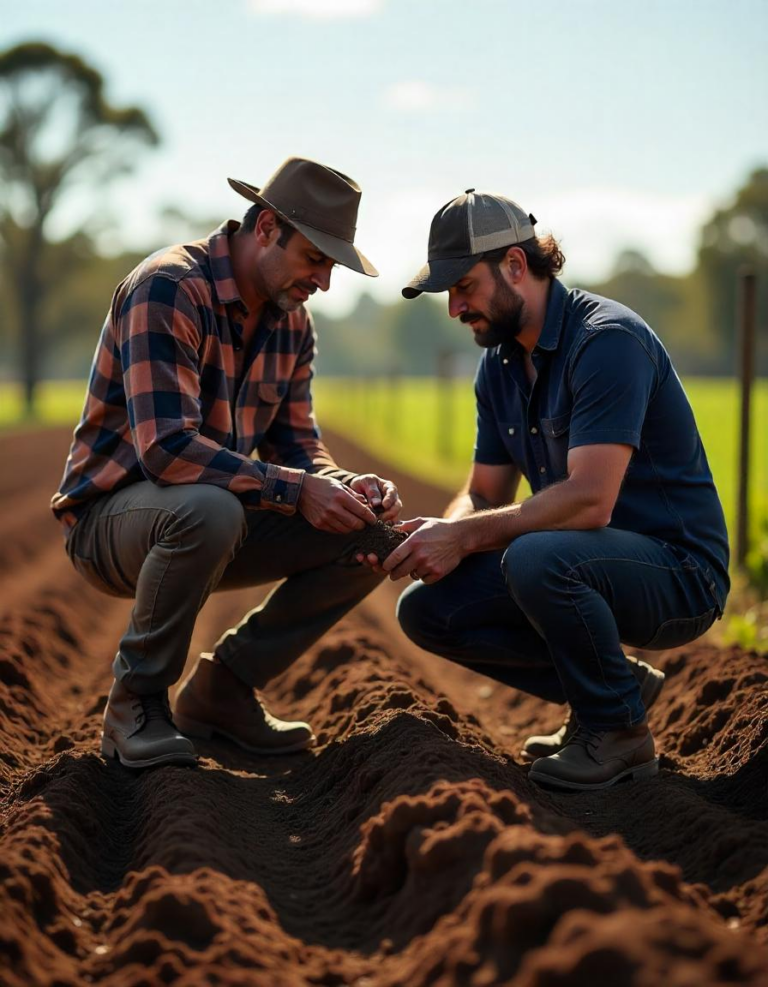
[566,555,690,575]
[564,563,636,725]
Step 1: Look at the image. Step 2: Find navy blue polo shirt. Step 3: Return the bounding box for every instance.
[474,278,730,608]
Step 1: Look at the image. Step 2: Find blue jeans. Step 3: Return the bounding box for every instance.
[397,529,726,731]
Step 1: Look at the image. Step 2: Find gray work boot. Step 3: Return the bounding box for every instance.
[520,656,665,762]
[173,655,316,754]
[101,679,197,769]
[528,722,658,790]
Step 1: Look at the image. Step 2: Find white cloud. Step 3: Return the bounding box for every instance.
[383,80,475,113]
[248,0,383,18]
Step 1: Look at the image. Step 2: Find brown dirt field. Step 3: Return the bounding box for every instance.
[1,425,766,987]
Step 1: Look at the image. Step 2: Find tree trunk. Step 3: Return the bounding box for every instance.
[20,288,39,416]
[18,223,43,417]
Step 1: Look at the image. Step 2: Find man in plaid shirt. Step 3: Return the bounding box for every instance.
[52,157,401,769]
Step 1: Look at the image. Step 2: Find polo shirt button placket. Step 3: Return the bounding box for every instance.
[528,417,547,480]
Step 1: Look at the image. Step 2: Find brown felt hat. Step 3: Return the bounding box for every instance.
[228,157,378,277]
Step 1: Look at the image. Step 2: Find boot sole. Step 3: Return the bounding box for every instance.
[528,756,659,791]
[173,713,317,755]
[519,665,666,764]
[100,734,198,770]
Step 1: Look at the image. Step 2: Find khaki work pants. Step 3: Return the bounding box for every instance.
[65,482,382,694]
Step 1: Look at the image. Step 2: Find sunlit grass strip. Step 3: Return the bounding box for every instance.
[0,380,85,430]
[0,377,765,542]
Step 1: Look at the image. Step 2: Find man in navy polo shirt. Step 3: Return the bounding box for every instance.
[372,189,729,791]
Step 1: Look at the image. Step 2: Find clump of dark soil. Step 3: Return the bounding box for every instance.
[354,519,409,561]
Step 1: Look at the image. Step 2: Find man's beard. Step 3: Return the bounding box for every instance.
[461,266,526,348]
[273,281,317,313]
[273,291,301,313]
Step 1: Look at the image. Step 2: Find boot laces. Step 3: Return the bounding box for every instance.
[138,692,171,725]
[570,724,604,752]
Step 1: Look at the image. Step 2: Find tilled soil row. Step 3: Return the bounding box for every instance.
[0,427,766,987]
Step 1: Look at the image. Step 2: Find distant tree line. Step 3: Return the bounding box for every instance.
[1,40,766,411]
[315,170,768,379]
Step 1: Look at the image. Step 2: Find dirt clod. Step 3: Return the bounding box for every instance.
[354,520,409,561]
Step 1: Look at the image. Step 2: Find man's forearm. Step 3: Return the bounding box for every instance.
[456,478,608,552]
[444,485,495,520]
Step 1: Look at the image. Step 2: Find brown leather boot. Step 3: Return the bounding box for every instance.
[173,655,316,754]
[101,679,197,769]
[520,656,665,762]
[528,721,658,790]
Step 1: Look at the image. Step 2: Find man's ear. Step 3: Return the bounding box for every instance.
[255,209,280,246]
[504,245,528,284]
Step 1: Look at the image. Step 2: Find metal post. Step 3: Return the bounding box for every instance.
[736,269,757,568]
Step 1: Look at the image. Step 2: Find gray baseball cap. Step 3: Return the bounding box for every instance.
[403,189,536,299]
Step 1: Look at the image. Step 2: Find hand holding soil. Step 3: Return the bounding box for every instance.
[349,472,402,523]
[353,518,409,563]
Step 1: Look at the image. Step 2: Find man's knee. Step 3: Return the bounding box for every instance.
[172,484,246,548]
[396,581,448,648]
[502,532,563,605]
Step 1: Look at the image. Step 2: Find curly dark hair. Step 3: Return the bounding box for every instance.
[482,234,565,280]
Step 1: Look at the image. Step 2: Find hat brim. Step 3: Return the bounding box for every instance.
[228,178,378,278]
[401,255,480,299]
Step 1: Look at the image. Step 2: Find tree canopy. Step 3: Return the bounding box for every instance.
[0,41,158,411]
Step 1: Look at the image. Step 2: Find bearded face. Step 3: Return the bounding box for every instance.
[459,262,527,348]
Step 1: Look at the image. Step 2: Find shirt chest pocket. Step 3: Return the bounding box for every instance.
[541,411,571,479]
[250,381,289,441]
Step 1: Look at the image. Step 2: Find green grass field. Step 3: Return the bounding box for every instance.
[1,376,765,544]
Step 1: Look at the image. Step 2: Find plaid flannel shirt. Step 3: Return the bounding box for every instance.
[51,221,355,532]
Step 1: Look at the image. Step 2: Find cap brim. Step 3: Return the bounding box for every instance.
[228,177,378,278]
[401,255,479,299]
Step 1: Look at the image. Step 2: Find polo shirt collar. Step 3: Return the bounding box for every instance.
[536,278,568,351]
[498,277,567,361]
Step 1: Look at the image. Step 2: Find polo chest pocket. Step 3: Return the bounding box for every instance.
[541,411,571,479]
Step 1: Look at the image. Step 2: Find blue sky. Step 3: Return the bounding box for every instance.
[2,0,767,314]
